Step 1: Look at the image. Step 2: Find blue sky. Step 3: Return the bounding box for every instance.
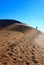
[0,0,44,32]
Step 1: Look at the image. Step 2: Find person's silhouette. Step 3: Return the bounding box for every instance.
[36,27,38,29]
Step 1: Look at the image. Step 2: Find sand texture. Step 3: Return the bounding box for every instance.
[0,20,44,65]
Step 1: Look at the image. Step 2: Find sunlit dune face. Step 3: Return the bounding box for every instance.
[35,33,44,48]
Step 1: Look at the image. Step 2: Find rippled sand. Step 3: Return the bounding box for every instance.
[0,23,44,65]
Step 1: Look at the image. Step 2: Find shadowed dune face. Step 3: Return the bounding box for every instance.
[0,19,22,29]
[0,19,44,65]
[7,25,32,33]
[0,19,33,33]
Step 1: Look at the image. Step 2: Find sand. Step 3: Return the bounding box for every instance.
[0,23,44,65]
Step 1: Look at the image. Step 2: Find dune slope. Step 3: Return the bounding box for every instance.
[0,19,44,65]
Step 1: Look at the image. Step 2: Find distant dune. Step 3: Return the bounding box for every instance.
[0,19,22,29]
[0,19,44,65]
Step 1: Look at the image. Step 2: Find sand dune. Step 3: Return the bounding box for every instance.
[0,19,44,65]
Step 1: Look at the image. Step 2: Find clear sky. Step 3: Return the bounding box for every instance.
[0,0,44,32]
